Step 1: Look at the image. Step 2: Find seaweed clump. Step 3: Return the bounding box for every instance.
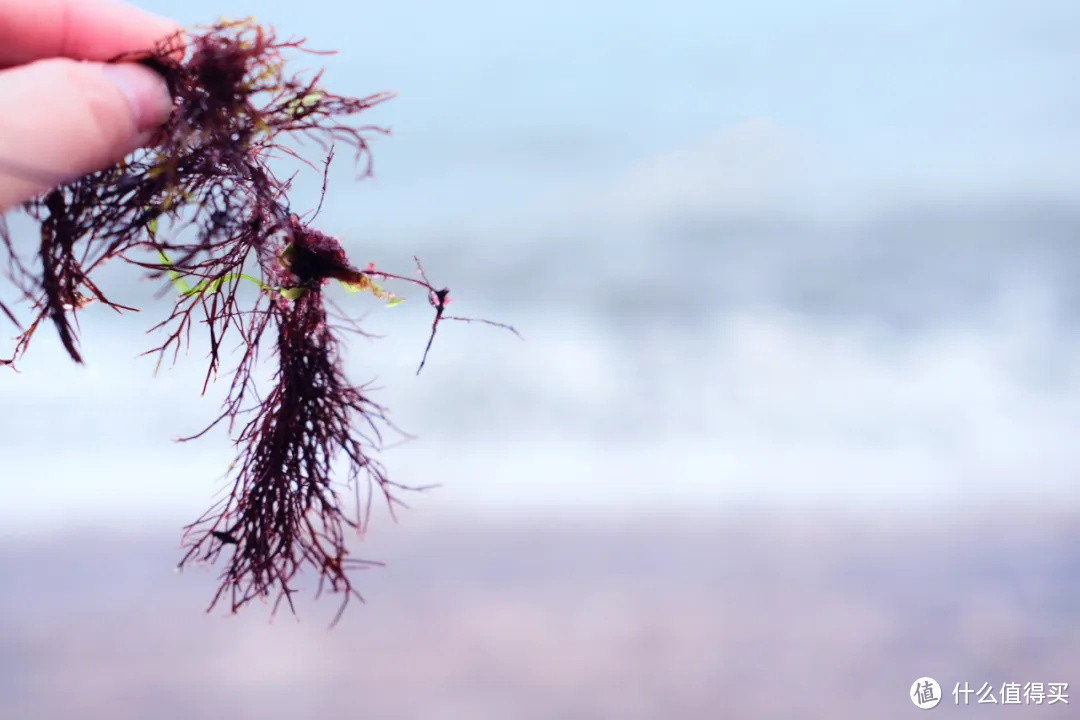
[0,18,516,624]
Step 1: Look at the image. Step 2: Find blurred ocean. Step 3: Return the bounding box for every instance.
[3,149,1080,525]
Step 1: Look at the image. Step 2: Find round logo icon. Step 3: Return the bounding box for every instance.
[911,677,942,709]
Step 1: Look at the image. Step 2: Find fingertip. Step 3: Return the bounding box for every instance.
[102,63,173,132]
[0,58,168,210]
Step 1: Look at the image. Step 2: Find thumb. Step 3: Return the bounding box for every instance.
[0,59,172,212]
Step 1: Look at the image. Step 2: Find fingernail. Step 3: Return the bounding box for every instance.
[102,63,174,133]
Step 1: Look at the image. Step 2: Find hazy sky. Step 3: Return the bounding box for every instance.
[2,0,1079,533]
[136,0,1080,226]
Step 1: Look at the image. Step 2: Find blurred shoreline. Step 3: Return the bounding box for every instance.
[4,509,1080,718]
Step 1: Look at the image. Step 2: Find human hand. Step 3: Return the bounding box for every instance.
[0,0,178,212]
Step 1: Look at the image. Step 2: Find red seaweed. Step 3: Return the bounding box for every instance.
[0,18,518,624]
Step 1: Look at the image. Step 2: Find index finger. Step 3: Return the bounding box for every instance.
[0,0,179,67]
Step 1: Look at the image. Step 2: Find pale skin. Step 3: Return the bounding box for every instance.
[0,0,179,212]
